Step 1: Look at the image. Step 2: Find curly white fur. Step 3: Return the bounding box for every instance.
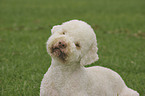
[40,20,139,96]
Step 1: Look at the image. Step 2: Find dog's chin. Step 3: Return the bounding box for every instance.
[51,48,68,62]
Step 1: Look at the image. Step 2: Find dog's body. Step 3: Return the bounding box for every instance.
[40,20,139,96]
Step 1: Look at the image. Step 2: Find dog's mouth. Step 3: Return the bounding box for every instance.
[51,46,67,61]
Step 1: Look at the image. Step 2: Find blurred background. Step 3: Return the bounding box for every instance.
[0,0,145,95]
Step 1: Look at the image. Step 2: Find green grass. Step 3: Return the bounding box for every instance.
[0,0,145,95]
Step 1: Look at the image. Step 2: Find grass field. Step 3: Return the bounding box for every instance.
[0,0,145,95]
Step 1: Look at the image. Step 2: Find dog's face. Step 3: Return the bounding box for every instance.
[47,20,99,65]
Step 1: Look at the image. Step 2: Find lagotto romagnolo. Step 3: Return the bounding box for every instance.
[40,20,139,96]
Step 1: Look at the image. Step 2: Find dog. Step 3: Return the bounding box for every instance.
[40,20,139,96]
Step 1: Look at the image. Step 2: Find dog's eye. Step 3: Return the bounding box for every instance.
[62,32,65,35]
[75,42,80,49]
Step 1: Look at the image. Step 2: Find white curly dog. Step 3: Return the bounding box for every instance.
[40,20,139,96]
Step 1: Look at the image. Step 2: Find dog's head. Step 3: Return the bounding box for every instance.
[47,20,99,65]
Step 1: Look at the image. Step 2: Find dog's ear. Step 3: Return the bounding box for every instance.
[80,42,99,66]
[51,25,62,34]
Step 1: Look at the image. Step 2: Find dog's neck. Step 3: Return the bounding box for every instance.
[50,59,84,74]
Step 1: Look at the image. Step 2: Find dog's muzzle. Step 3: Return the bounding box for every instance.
[51,40,68,61]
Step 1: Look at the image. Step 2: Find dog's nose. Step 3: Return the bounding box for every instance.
[58,41,67,49]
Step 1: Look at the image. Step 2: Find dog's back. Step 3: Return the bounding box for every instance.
[86,66,139,96]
